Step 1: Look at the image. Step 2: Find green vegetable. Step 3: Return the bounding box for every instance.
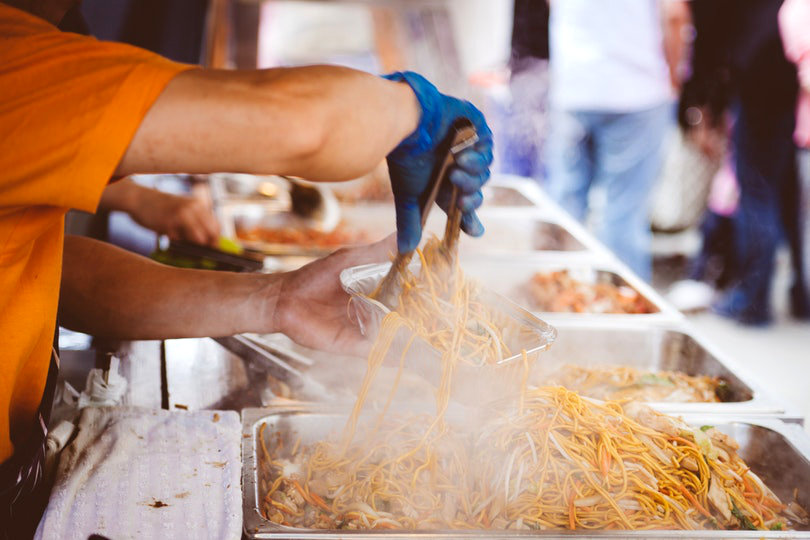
[700,425,714,432]
[770,522,784,530]
[691,428,720,461]
[731,500,757,530]
[217,236,244,254]
[638,373,674,386]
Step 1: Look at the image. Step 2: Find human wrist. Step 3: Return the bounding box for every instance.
[389,78,421,149]
[382,71,439,156]
[253,271,285,335]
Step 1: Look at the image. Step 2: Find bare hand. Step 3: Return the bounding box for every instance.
[101,178,222,245]
[133,189,221,246]
[272,234,395,357]
[683,107,727,161]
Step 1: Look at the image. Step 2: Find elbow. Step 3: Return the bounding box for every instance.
[284,109,328,167]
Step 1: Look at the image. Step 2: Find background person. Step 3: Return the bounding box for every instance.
[780,0,810,309]
[544,0,687,281]
[679,0,807,325]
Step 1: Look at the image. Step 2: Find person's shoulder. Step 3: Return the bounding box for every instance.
[1,6,186,76]
[0,2,57,37]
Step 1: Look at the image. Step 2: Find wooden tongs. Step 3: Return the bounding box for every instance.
[376,118,479,308]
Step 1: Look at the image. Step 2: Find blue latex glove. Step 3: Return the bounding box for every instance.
[383,71,494,253]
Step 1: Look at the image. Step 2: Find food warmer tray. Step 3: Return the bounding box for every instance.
[459,255,682,322]
[218,197,597,257]
[241,406,810,539]
[214,318,798,422]
[209,173,548,213]
[535,320,801,421]
[480,175,553,212]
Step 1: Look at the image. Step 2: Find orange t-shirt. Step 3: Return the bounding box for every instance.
[0,4,193,464]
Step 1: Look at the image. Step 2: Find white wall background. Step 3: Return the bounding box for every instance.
[447,0,514,75]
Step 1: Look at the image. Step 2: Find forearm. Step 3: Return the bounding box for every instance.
[117,65,420,181]
[662,0,691,91]
[98,177,141,213]
[60,235,280,339]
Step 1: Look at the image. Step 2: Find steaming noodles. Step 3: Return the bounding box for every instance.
[258,238,807,531]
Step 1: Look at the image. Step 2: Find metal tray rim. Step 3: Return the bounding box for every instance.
[533,318,799,420]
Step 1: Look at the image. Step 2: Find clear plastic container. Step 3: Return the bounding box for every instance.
[340,261,557,393]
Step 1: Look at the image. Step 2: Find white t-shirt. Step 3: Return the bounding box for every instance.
[549,0,673,112]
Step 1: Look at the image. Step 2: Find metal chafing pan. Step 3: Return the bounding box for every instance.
[460,256,682,321]
[219,198,591,257]
[482,175,563,216]
[199,319,797,421]
[533,320,799,420]
[482,184,537,207]
[210,173,544,210]
[241,407,810,539]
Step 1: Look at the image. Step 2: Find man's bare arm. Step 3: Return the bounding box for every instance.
[60,234,394,355]
[60,235,279,339]
[115,65,420,181]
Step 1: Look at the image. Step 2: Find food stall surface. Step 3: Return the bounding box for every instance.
[49,176,809,539]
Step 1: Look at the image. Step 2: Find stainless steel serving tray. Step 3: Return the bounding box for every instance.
[242,406,810,539]
[479,175,555,211]
[482,184,537,208]
[219,197,594,258]
[460,255,682,322]
[211,173,545,211]
[534,320,799,420]
[203,319,797,422]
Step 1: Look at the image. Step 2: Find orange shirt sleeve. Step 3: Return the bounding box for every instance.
[0,4,195,212]
[0,5,194,464]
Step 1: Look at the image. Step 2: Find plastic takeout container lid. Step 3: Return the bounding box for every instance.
[340,261,557,366]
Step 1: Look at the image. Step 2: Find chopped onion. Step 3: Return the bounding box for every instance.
[574,495,602,507]
[345,501,380,520]
[370,517,403,529]
[525,432,538,465]
[548,432,574,464]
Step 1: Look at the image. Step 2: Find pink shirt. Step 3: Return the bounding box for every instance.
[779,0,810,148]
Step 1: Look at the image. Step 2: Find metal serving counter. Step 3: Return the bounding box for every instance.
[107,174,807,538]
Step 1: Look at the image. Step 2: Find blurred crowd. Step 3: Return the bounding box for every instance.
[503,0,810,327]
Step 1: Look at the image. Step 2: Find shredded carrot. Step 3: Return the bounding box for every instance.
[600,446,611,479]
[479,508,490,528]
[310,492,332,513]
[762,497,786,511]
[569,495,576,530]
[676,485,712,520]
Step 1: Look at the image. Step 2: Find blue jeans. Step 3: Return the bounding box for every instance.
[718,105,808,323]
[545,104,672,281]
[800,149,810,307]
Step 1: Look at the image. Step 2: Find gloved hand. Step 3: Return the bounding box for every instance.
[384,71,494,253]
